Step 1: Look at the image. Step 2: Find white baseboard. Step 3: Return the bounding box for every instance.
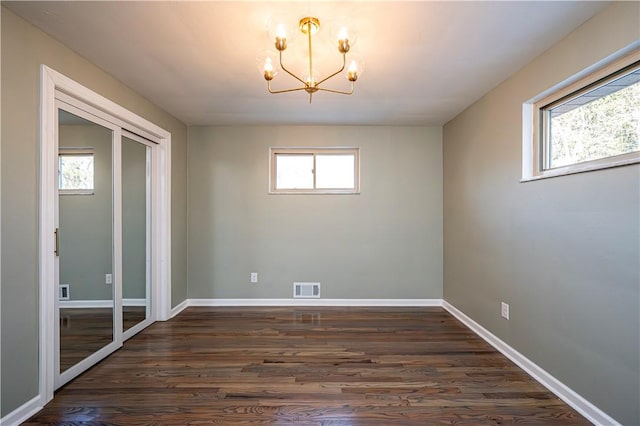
[59,298,146,308]
[0,395,42,426]
[442,301,620,426]
[186,298,443,307]
[169,299,188,318]
[59,300,112,308]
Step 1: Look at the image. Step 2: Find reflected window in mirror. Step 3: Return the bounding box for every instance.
[59,148,94,195]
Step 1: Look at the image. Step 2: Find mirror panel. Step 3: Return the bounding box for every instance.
[58,109,114,373]
[122,136,151,332]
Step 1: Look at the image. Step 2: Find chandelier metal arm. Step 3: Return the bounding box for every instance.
[315,53,347,87]
[267,80,307,94]
[275,51,350,94]
[316,82,355,95]
[279,51,307,86]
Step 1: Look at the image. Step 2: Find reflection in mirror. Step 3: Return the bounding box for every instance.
[58,109,114,373]
[122,136,151,332]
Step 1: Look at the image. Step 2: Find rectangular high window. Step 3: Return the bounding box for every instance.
[270,147,360,194]
[58,148,94,195]
[523,50,640,180]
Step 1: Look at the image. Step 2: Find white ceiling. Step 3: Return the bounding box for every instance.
[5,1,608,126]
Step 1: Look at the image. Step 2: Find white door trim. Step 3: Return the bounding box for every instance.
[39,65,172,406]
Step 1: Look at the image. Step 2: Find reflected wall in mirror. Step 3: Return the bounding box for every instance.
[58,109,114,373]
[122,136,151,332]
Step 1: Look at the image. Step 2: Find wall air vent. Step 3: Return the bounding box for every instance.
[59,284,70,301]
[293,282,320,298]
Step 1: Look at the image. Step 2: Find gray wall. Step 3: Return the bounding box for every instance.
[188,126,443,299]
[59,123,114,301]
[443,3,639,424]
[0,7,188,416]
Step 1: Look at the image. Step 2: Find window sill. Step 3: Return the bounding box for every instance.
[59,190,95,195]
[268,190,361,195]
[521,155,639,182]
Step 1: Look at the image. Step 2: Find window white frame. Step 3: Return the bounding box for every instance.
[58,147,95,195]
[522,45,640,181]
[269,147,360,194]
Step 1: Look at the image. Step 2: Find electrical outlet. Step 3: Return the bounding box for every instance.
[250,272,258,283]
[501,302,510,320]
[105,273,112,285]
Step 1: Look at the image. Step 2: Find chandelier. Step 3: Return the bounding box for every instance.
[259,17,363,103]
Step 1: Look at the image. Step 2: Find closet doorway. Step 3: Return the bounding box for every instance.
[40,66,171,401]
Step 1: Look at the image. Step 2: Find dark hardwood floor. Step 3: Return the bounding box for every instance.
[27,307,590,425]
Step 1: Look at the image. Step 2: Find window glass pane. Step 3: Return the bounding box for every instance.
[275,154,314,189]
[547,69,640,169]
[59,154,94,190]
[315,154,355,189]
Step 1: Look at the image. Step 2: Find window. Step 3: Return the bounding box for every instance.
[58,148,94,194]
[523,49,640,180]
[270,147,360,194]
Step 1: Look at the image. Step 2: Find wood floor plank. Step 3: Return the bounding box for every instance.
[24,307,591,425]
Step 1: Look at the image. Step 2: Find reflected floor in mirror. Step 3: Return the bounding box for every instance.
[60,307,146,371]
[123,306,146,331]
[35,307,589,425]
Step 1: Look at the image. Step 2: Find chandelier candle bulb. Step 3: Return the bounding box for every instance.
[257,52,278,78]
[335,24,358,48]
[346,54,365,81]
[275,36,287,51]
[348,61,358,81]
[275,24,287,39]
[338,39,350,54]
[337,27,351,53]
[264,69,274,81]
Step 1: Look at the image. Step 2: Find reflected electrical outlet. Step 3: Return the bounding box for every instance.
[60,315,71,329]
[501,302,510,320]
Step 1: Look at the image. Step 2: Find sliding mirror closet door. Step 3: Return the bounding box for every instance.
[122,134,153,337]
[41,68,170,402]
[56,105,121,388]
